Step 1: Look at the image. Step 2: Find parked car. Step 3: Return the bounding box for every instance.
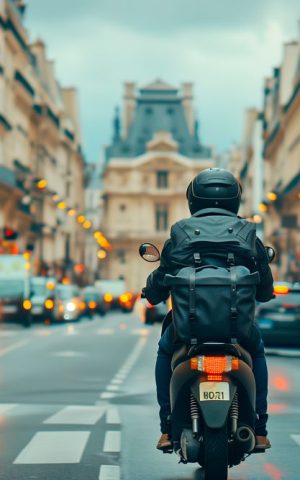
[134,296,169,325]
[256,284,300,346]
[81,286,106,317]
[52,284,84,322]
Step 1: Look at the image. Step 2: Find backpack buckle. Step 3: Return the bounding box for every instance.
[227,253,235,266]
[193,253,201,266]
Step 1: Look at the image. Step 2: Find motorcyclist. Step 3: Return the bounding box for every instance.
[143,168,274,452]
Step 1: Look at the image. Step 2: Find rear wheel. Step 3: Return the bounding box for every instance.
[203,425,228,480]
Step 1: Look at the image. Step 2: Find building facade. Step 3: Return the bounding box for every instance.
[0,0,85,278]
[262,33,300,281]
[84,163,103,282]
[102,80,214,292]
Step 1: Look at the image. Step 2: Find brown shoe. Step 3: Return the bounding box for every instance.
[156,433,173,451]
[255,436,271,449]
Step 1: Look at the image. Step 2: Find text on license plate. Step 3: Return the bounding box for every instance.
[200,382,230,401]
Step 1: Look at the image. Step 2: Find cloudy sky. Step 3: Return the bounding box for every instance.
[25,1,300,163]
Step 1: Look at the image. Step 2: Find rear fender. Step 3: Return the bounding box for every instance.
[191,378,237,429]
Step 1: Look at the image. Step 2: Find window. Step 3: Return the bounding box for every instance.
[157,170,169,189]
[155,204,169,231]
[117,249,126,264]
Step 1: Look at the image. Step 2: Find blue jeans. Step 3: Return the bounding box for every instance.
[155,324,268,436]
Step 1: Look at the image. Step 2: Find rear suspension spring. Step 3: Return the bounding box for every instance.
[230,392,239,434]
[190,393,199,434]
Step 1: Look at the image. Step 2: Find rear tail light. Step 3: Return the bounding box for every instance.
[190,355,239,380]
[23,299,32,311]
[273,285,289,295]
[44,299,54,310]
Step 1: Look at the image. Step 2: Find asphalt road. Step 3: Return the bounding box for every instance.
[0,312,299,480]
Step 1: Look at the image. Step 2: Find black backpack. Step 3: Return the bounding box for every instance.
[164,210,260,345]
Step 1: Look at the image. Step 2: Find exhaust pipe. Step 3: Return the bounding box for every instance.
[235,426,255,453]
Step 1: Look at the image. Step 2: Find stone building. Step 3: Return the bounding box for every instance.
[102,80,214,292]
[0,0,85,278]
[262,32,300,281]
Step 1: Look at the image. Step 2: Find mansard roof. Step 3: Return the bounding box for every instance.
[106,80,212,162]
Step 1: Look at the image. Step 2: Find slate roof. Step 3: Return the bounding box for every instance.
[105,81,212,162]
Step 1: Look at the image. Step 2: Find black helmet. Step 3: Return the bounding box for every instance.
[186,168,242,214]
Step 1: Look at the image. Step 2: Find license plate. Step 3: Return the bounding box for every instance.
[200,382,230,401]
[3,305,17,314]
[258,319,273,329]
[32,306,42,314]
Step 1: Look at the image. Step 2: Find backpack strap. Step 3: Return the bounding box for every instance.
[189,269,198,345]
[230,267,238,344]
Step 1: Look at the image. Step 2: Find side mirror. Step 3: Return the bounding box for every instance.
[265,246,276,263]
[139,243,161,262]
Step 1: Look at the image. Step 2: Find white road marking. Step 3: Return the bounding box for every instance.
[100,392,117,400]
[106,407,120,424]
[0,340,28,357]
[291,434,300,445]
[98,337,148,403]
[106,385,120,392]
[103,431,121,453]
[0,404,18,414]
[44,405,106,425]
[99,465,120,480]
[131,328,150,336]
[0,331,17,337]
[97,328,115,335]
[111,378,123,385]
[52,351,87,358]
[14,431,90,464]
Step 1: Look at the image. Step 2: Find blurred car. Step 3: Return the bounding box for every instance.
[81,286,106,317]
[118,291,136,312]
[134,296,169,325]
[52,284,84,322]
[30,276,56,322]
[256,283,300,346]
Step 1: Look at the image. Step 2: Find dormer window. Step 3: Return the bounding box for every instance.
[157,170,169,189]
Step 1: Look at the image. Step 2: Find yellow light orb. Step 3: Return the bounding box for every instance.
[57,201,66,209]
[97,250,107,260]
[83,220,92,229]
[258,203,268,213]
[267,192,277,201]
[77,215,85,224]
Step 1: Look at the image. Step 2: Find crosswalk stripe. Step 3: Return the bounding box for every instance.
[14,431,90,464]
[44,405,107,425]
[97,329,115,335]
[291,434,300,445]
[99,465,120,480]
[103,431,121,453]
[106,407,120,424]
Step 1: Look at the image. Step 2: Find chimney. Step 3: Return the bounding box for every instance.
[181,82,194,136]
[123,82,136,139]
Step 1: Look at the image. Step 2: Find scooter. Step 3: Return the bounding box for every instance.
[139,242,275,480]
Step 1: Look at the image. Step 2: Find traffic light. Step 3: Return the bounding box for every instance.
[3,227,18,240]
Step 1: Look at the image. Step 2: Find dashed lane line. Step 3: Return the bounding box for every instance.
[0,340,29,357]
[99,465,120,480]
[100,392,117,400]
[291,434,300,445]
[106,407,120,425]
[14,431,91,464]
[44,405,107,425]
[103,431,121,453]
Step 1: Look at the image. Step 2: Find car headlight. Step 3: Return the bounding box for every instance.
[66,302,76,312]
